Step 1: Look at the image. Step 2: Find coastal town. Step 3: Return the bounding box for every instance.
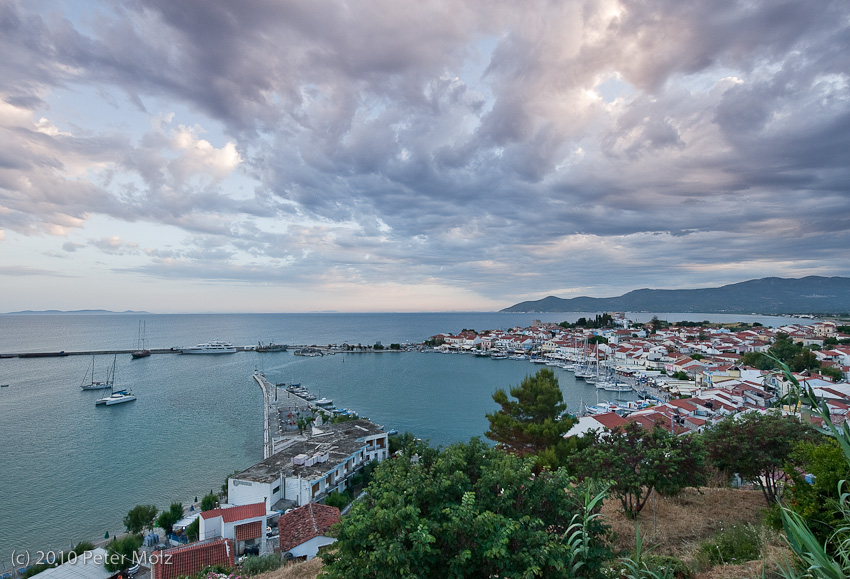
[6,313,850,579]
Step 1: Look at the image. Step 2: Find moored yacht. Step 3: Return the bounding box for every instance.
[96,389,136,405]
[181,340,237,354]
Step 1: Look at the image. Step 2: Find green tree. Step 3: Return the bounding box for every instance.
[156,502,184,537]
[200,493,219,512]
[104,535,143,572]
[703,410,816,505]
[321,438,611,578]
[186,517,200,542]
[485,368,577,468]
[786,438,850,547]
[123,504,158,535]
[821,366,844,382]
[573,422,706,519]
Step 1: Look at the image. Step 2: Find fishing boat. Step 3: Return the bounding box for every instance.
[181,340,237,354]
[131,321,151,359]
[80,356,114,390]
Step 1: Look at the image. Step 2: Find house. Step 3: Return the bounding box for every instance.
[278,503,341,560]
[228,419,389,511]
[153,538,234,579]
[199,502,271,556]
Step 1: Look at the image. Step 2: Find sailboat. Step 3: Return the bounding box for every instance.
[131,321,151,359]
[80,356,114,390]
[95,356,136,405]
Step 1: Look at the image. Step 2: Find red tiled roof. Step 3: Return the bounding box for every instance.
[154,538,233,579]
[200,502,266,523]
[279,503,341,553]
[592,412,628,430]
[235,520,263,541]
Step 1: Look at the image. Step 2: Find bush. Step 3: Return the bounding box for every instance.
[694,524,762,569]
[324,490,352,510]
[240,554,282,575]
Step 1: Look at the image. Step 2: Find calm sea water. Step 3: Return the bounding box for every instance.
[0,311,803,562]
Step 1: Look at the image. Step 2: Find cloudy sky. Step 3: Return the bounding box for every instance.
[1,0,848,313]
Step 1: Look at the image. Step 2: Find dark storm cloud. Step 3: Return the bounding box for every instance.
[2,0,849,304]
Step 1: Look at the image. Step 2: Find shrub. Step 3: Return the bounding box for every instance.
[240,554,282,575]
[324,490,351,510]
[694,524,762,569]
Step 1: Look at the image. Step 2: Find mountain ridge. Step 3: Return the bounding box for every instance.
[500,276,850,314]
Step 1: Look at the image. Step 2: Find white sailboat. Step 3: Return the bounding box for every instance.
[80,356,113,390]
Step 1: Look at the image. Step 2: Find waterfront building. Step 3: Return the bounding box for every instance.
[228,419,389,511]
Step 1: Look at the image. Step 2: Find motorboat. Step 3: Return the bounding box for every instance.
[181,340,237,354]
[315,397,334,408]
[96,389,136,406]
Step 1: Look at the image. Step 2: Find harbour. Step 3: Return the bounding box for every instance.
[0,311,805,562]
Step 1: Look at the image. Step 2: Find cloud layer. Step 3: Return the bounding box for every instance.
[1,0,849,311]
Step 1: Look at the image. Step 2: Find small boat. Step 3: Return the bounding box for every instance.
[315,397,334,408]
[96,389,137,406]
[80,356,114,390]
[0,384,9,388]
[257,341,288,353]
[181,340,236,354]
[489,351,508,360]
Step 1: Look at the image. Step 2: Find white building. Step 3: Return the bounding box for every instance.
[199,502,271,556]
[228,419,389,511]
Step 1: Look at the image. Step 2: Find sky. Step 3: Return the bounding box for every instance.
[1,0,849,313]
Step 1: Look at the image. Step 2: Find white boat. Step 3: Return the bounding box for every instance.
[96,389,137,405]
[181,340,237,354]
[315,397,334,408]
[80,356,114,390]
[490,351,508,360]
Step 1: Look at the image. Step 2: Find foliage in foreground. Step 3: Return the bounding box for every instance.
[775,357,850,578]
[321,438,612,578]
[573,422,706,519]
[240,553,284,575]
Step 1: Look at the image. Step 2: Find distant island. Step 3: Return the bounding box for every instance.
[501,276,850,315]
[4,309,150,315]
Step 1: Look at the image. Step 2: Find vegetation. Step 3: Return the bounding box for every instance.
[186,517,200,541]
[702,410,816,505]
[321,438,612,578]
[740,332,822,372]
[201,492,219,512]
[693,523,763,568]
[241,553,284,575]
[123,504,158,535]
[156,502,185,537]
[324,490,353,510]
[104,534,143,572]
[19,542,96,578]
[573,422,706,519]
[785,438,850,548]
[485,368,578,469]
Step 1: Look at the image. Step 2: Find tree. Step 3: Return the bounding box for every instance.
[485,368,577,468]
[821,366,844,382]
[156,502,184,537]
[703,410,817,505]
[123,504,158,535]
[573,422,706,519]
[200,493,219,512]
[321,438,611,578]
[104,535,143,572]
[186,517,200,542]
[785,438,850,547]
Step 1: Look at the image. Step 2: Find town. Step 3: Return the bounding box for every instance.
[14,314,850,579]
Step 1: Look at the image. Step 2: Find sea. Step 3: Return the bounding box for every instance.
[0,311,808,564]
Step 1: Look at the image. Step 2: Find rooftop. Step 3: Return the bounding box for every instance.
[235,419,386,483]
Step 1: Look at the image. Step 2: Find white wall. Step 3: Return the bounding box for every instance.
[287,536,337,560]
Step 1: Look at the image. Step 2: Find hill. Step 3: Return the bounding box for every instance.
[501,276,850,314]
[3,309,150,315]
